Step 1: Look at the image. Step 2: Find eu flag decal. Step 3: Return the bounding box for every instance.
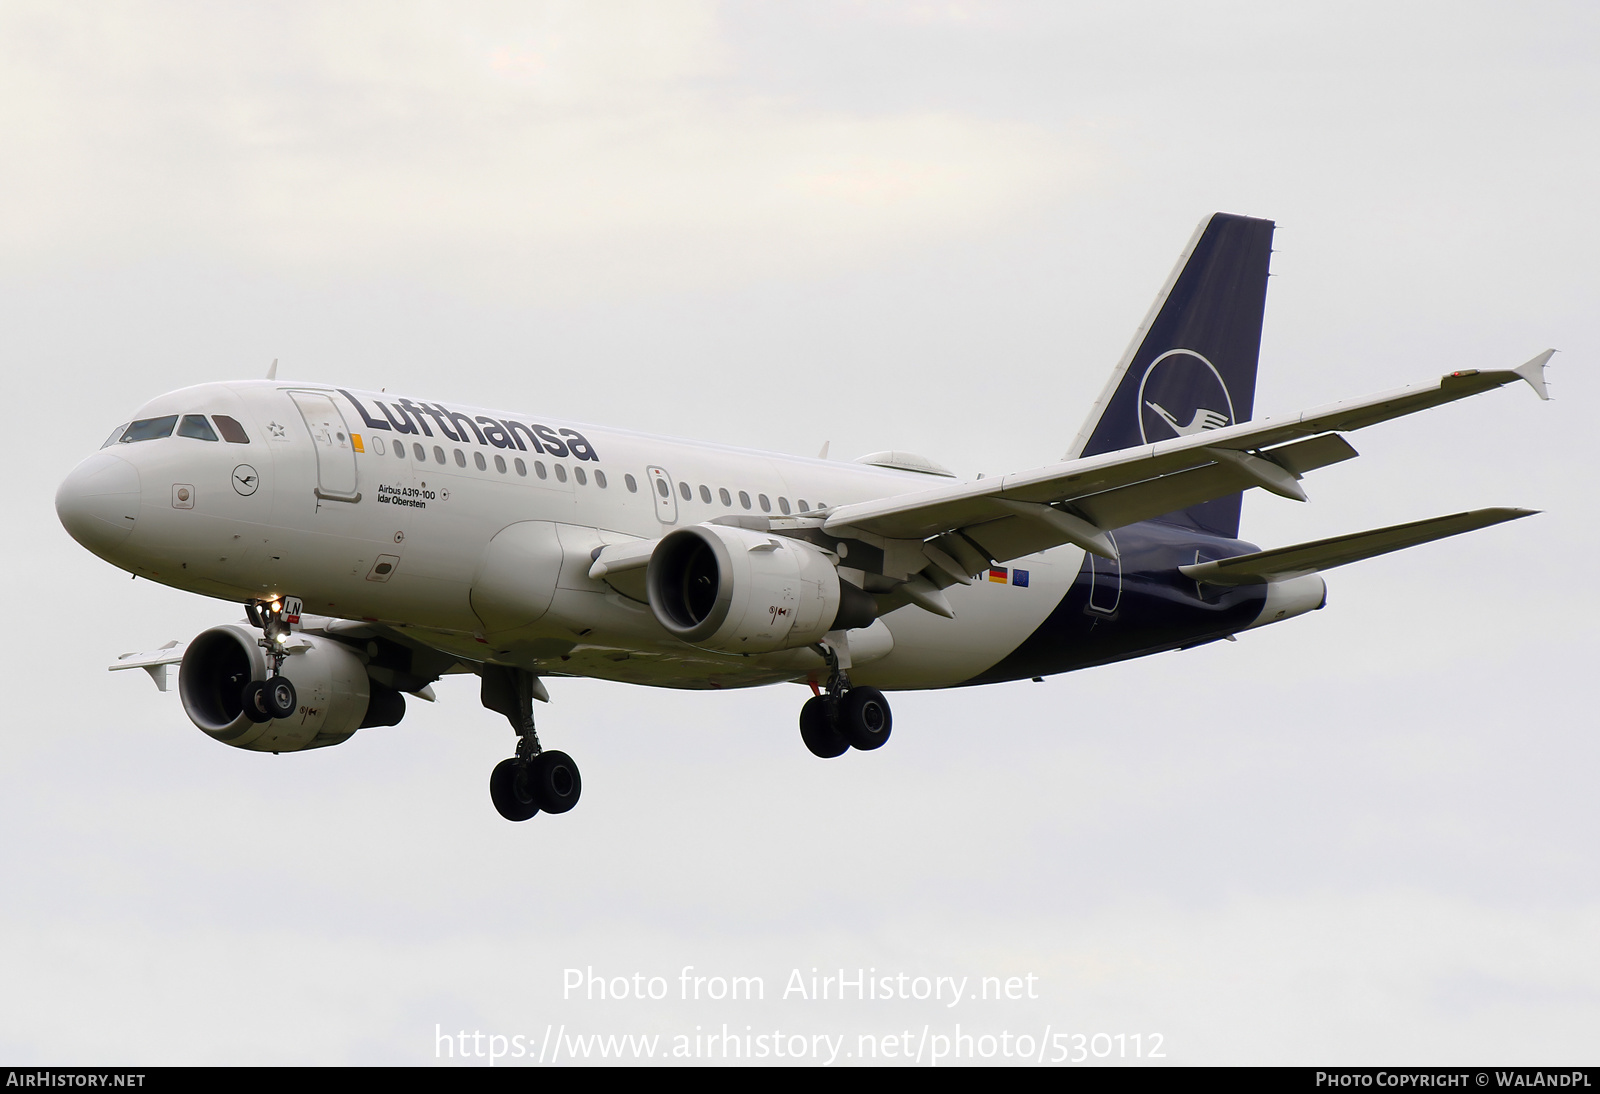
[988,568,1008,584]
[1012,568,1029,588]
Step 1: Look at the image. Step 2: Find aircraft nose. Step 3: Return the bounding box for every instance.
[56,451,141,555]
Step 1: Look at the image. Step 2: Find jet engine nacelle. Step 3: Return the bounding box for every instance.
[177,624,401,752]
[646,524,874,654]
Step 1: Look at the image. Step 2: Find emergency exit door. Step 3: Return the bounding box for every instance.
[647,466,677,524]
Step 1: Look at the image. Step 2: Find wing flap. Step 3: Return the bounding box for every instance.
[960,513,1072,566]
[1178,507,1537,586]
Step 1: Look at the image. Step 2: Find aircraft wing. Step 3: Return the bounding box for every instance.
[822,352,1552,568]
[109,640,187,691]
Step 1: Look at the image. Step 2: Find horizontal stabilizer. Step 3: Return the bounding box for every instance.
[1179,507,1537,586]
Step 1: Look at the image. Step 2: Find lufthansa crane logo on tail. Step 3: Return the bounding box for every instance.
[1136,349,1236,444]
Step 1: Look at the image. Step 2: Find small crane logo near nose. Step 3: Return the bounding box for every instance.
[233,465,259,496]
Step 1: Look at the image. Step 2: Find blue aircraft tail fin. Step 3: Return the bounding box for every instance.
[1066,212,1276,539]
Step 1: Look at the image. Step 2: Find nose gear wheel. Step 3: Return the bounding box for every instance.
[242,597,302,721]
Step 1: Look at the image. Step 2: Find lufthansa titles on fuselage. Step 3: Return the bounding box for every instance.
[338,388,598,462]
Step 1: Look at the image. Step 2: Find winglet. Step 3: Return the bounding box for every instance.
[1513,349,1554,401]
[266,358,279,380]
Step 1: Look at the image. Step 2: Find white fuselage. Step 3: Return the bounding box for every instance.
[63,380,1082,691]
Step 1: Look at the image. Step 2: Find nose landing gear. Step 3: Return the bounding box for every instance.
[800,631,893,758]
[242,597,300,720]
[481,666,582,822]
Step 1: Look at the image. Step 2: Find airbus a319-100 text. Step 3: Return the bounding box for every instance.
[56,214,1553,821]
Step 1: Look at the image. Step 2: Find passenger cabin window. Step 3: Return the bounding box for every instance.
[394,444,405,459]
[625,474,638,492]
[494,454,506,473]
[555,464,567,483]
[758,494,771,513]
[719,488,732,506]
[412,443,425,461]
[699,485,712,503]
[120,416,178,443]
[213,415,251,444]
[535,462,548,479]
[575,467,587,485]
[678,481,691,501]
[515,458,527,476]
[595,470,607,488]
[102,423,130,449]
[778,497,791,515]
[797,500,809,512]
[454,449,466,467]
[738,490,751,510]
[474,452,487,471]
[433,446,445,464]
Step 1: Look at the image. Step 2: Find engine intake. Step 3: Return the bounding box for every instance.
[646,524,874,654]
[178,625,396,752]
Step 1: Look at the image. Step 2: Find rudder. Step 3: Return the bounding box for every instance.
[1066,212,1276,538]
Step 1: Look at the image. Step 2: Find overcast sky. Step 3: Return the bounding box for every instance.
[3,0,1597,1066]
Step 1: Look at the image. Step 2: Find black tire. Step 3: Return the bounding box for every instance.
[532,750,582,815]
[839,687,892,751]
[799,695,848,758]
[489,758,540,822]
[264,675,297,719]
[241,680,273,724]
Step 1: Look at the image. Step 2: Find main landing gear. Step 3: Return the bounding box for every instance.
[800,632,892,759]
[481,665,582,822]
[241,596,301,723]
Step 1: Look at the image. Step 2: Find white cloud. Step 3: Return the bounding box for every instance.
[0,1,1082,296]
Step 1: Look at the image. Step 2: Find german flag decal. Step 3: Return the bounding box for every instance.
[988,568,1008,583]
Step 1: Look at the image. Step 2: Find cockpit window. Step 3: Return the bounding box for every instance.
[213,415,251,444]
[119,416,178,443]
[101,424,130,449]
[178,414,219,441]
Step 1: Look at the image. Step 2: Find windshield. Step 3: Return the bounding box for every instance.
[119,416,179,443]
[178,414,219,441]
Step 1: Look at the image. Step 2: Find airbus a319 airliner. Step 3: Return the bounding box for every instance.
[57,214,1552,821]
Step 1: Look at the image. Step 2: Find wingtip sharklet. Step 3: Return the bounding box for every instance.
[1513,349,1556,401]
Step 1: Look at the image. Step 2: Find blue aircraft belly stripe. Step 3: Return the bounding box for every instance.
[966,519,1269,686]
